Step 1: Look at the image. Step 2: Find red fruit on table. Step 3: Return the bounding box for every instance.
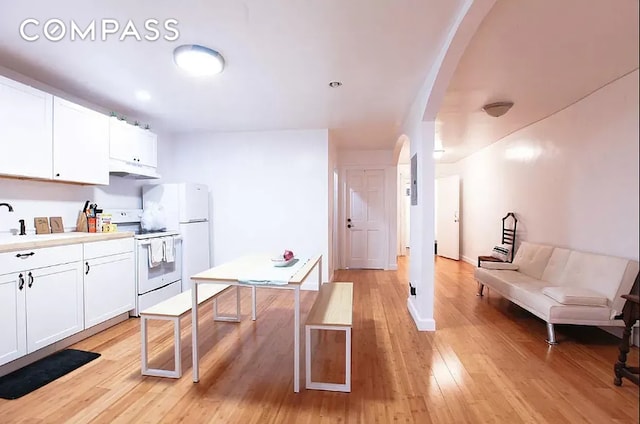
[284,250,294,261]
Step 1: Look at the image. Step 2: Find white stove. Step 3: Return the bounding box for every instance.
[104,209,183,316]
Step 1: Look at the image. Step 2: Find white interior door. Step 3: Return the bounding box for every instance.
[345,169,386,269]
[436,175,460,260]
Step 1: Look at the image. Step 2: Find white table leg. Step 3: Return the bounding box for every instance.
[252,286,257,321]
[294,286,300,392]
[192,282,199,382]
[141,316,148,374]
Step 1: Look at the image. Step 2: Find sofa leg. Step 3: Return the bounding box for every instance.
[546,323,558,345]
[477,283,485,297]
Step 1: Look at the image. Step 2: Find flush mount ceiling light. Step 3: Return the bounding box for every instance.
[433,149,445,159]
[482,101,514,118]
[328,81,342,88]
[173,44,225,77]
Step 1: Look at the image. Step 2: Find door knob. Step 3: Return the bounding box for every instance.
[347,218,352,222]
[347,224,352,228]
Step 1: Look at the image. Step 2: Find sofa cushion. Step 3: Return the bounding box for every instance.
[479,261,519,270]
[541,286,608,306]
[512,242,554,280]
[490,244,512,261]
[557,251,629,302]
[541,248,571,283]
[474,268,543,298]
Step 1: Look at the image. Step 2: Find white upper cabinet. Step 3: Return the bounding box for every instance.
[109,118,133,163]
[137,130,158,168]
[109,118,158,169]
[53,97,110,185]
[0,75,53,179]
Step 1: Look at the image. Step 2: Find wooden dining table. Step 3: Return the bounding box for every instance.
[190,254,322,393]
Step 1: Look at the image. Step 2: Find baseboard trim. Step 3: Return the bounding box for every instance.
[461,255,475,265]
[407,298,436,331]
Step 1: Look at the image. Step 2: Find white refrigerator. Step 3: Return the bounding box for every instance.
[142,183,211,292]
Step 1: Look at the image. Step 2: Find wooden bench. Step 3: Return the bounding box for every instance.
[305,282,353,392]
[140,283,233,378]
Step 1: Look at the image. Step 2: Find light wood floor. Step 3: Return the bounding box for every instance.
[1,257,638,423]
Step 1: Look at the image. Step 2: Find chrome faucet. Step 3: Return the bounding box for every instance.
[0,203,14,212]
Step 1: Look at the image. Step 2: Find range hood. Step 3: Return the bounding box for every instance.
[109,160,161,179]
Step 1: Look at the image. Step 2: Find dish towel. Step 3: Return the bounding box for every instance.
[238,258,308,285]
[148,239,163,268]
[163,237,175,263]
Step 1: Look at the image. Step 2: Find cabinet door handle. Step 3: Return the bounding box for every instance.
[85,262,90,275]
[16,252,35,258]
[18,273,25,290]
[27,271,34,288]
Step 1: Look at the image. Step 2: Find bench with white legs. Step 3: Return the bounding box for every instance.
[140,283,234,378]
[305,282,353,392]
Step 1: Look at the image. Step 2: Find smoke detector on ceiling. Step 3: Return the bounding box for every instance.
[482,101,514,118]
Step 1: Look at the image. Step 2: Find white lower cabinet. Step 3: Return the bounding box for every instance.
[84,252,135,328]
[26,262,84,352]
[0,238,135,367]
[0,244,84,367]
[0,273,26,366]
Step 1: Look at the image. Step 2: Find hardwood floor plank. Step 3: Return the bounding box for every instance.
[0,256,637,423]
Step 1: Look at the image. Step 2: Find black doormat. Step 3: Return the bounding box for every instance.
[0,349,100,400]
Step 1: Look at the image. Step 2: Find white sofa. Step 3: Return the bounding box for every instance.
[475,241,639,344]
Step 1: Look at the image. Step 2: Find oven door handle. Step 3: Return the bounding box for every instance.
[138,236,182,246]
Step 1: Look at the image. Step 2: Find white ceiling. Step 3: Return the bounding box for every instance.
[435,0,639,163]
[0,0,465,150]
[3,1,635,158]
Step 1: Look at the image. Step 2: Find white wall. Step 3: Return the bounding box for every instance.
[328,134,339,281]
[162,129,329,289]
[451,70,639,263]
[397,163,411,255]
[338,149,398,271]
[0,176,144,235]
[400,0,494,331]
[408,122,436,330]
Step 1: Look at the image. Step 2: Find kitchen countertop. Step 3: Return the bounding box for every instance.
[0,231,135,253]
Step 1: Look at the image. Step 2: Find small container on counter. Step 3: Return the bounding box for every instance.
[88,217,97,233]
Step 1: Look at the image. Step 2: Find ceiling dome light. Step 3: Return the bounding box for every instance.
[173,44,225,77]
[482,101,514,118]
[328,81,342,88]
[433,149,445,160]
